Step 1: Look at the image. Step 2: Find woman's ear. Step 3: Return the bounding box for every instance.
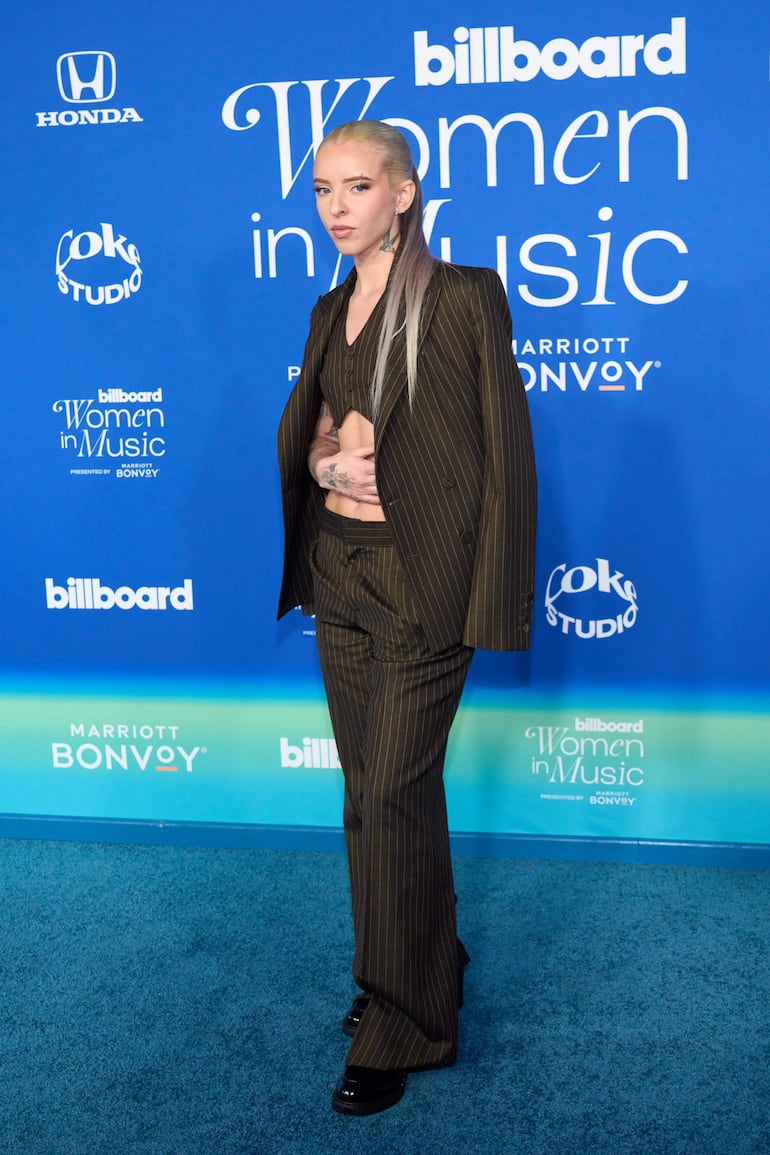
[396,180,416,214]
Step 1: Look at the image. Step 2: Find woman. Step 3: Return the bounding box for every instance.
[277,120,536,1115]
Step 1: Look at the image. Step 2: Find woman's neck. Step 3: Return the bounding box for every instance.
[353,246,397,299]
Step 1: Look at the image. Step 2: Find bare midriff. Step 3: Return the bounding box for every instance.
[325,408,386,521]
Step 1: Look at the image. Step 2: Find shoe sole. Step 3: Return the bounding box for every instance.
[331,1080,406,1116]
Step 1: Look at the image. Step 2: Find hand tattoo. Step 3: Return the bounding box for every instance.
[320,462,354,491]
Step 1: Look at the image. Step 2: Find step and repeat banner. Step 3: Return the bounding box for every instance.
[2,1,769,848]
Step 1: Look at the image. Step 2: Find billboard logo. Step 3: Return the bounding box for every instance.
[56,222,142,305]
[414,18,686,86]
[575,717,643,733]
[545,557,638,638]
[57,51,116,103]
[45,578,193,611]
[280,737,340,769]
[97,388,163,404]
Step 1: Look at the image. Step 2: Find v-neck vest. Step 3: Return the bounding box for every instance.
[319,288,386,426]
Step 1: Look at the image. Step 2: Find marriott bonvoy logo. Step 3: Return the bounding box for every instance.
[414,17,686,86]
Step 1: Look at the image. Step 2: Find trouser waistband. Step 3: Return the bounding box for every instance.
[320,506,393,545]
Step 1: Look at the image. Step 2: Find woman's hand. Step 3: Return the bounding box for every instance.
[308,404,381,505]
[315,444,380,505]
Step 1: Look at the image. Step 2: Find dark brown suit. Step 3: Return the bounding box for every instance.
[277,260,536,1071]
[278,261,537,652]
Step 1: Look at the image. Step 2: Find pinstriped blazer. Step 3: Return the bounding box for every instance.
[277,260,537,652]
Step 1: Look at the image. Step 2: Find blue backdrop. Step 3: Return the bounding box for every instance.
[2,1,769,856]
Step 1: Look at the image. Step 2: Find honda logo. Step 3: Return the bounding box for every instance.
[56,52,116,103]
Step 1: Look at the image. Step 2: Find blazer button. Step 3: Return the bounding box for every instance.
[460,530,474,545]
[441,476,456,488]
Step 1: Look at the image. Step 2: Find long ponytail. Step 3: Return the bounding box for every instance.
[320,120,436,416]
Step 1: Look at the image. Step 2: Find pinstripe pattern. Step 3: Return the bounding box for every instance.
[319,279,378,425]
[312,510,472,1070]
[277,260,537,1073]
[277,261,537,652]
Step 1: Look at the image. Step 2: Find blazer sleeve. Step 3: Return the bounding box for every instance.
[276,297,327,620]
[463,268,537,650]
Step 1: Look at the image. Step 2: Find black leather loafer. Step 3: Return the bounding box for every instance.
[341,993,370,1038]
[331,1065,407,1116]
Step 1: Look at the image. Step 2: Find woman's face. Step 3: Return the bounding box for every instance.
[313,139,414,262]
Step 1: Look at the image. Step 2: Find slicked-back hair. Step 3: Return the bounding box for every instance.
[319,120,437,416]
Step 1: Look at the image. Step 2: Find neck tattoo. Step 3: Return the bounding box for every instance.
[379,229,398,253]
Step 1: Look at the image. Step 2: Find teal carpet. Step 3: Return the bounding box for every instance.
[0,839,768,1154]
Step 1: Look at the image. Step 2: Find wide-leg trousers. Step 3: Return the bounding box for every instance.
[311,507,473,1071]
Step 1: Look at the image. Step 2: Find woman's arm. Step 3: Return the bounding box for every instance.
[307,403,381,505]
[307,401,342,483]
[466,267,537,649]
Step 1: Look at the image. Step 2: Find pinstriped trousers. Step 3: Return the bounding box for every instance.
[311,507,473,1071]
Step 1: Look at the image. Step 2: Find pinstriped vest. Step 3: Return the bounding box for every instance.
[319,280,386,427]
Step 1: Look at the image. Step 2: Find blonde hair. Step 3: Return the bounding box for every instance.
[320,120,436,416]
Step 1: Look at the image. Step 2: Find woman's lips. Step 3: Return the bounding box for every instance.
[331,226,354,238]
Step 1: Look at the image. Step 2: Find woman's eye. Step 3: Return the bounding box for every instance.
[352,183,370,193]
[314,187,330,196]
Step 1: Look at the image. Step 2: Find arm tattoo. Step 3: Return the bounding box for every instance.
[308,403,343,485]
[319,400,339,440]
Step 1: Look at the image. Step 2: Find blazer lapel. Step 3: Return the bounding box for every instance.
[291,274,353,431]
[305,273,354,380]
